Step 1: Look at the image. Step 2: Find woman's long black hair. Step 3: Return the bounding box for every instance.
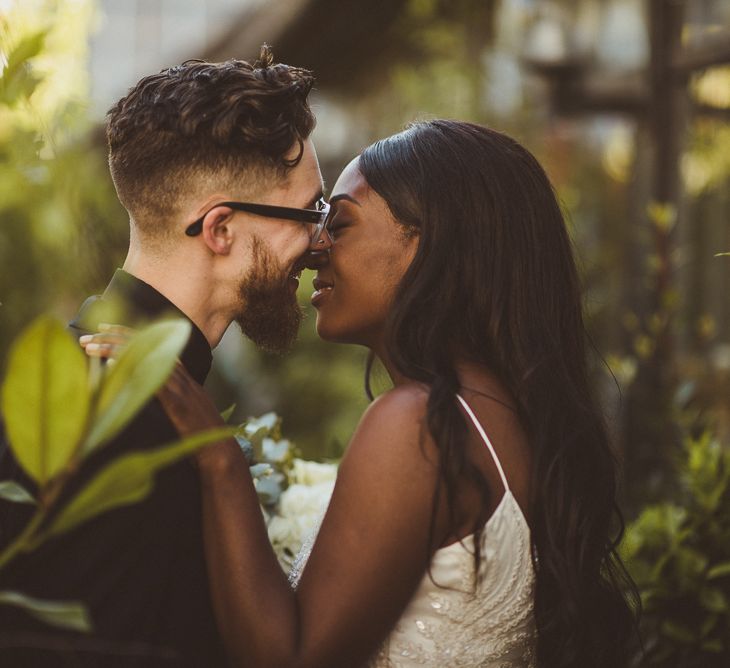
[358,120,639,668]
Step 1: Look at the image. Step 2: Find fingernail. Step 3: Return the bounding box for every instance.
[86,343,100,352]
[79,335,93,344]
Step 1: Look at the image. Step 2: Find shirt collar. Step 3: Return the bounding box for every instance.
[70,269,213,384]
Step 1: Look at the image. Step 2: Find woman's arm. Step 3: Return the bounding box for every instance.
[161,368,444,668]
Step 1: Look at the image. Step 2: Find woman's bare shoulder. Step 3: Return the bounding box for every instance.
[341,382,438,476]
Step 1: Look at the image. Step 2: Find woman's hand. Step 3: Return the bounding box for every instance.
[79,323,134,361]
[155,361,225,435]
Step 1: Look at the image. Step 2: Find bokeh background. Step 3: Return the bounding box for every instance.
[1,0,729,519]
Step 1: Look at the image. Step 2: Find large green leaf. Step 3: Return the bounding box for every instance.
[48,426,234,538]
[81,319,191,454]
[1,315,90,485]
[0,590,91,632]
[0,481,36,505]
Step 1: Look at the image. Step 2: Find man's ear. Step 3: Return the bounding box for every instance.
[201,206,235,255]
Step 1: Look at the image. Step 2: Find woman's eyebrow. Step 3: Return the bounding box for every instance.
[329,193,361,206]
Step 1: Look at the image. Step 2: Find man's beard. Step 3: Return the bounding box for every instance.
[235,236,303,354]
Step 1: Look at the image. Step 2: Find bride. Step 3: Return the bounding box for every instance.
[86,120,637,667]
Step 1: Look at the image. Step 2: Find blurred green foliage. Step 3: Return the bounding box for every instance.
[0,315,233,630]
[623,431,730,667]
[0,0,127,373]
[1,0,729,476]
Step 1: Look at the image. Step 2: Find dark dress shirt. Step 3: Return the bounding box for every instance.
[0,269,227,667]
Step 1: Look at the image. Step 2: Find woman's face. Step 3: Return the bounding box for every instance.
[311,157,418,346]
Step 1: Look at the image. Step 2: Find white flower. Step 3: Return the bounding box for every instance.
[290,458,338,486]
[267,515,299,547]
[279,481,335,521]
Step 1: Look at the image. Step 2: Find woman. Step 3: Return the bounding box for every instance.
[85,120,637,667]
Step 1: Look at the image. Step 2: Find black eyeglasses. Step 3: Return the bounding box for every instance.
[185,198,332,245]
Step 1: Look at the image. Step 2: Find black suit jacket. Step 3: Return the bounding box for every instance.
[0,270,226,667]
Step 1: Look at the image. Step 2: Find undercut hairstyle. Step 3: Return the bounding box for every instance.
[360,121,640,668]
[106,46,316,238]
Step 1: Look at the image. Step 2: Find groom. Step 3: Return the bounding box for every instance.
[0,48,327,665]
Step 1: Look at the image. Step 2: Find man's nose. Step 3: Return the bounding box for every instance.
[310,226,333,251]
[301,249,330,270]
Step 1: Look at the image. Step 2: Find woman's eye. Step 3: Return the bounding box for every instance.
[328,221,349,238]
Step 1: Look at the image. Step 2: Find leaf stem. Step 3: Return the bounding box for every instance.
[0,510,46,571]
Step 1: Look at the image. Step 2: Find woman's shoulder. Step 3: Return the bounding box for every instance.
[342,382,438,474]
[365,382,430,419]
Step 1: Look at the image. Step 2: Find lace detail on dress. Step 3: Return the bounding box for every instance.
[290,492,536,667]
[363,491,536,667]
[288,517,322,588]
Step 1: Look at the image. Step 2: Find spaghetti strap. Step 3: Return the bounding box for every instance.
[456,393,510,493]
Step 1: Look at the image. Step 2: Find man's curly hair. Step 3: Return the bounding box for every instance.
[106,46,316,238]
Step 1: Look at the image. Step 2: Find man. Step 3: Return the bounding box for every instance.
[0,47,329,666]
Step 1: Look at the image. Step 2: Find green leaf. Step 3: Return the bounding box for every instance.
[660,619,696,644]
[699,587,728,613]
[0,481,36,504]
[48,426,234,538]
[220,404,236,423]
[1,315,90,485]
[700,638,723,652]
[4,32,47,73]
[0,32,47,107]
[0,590,91,632]
[700,614,718,638]
[81,319,191,454]
[707,561,730,580]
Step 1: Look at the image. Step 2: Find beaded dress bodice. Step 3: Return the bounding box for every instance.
[290,395,537,667]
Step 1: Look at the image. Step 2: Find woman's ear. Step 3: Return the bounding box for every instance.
[201,206,235,255]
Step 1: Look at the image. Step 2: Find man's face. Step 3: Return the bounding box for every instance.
[233,138,324,352]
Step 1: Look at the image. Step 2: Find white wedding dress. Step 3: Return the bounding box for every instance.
[289,394,537,667]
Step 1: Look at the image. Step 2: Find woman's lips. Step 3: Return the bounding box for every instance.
[311,277,334,307]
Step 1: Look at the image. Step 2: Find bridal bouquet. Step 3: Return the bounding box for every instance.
[234,413,337,571]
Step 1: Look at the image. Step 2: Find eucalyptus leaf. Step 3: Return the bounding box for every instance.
[262,438,291,463]
[48,426,233,538]
[1,315,90,485]
[249,463,274,479]
[0,590,91,632]
[81,319,191,454]
[236,436,255,464]
[254,472,285,507]
[0,480,36,505]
